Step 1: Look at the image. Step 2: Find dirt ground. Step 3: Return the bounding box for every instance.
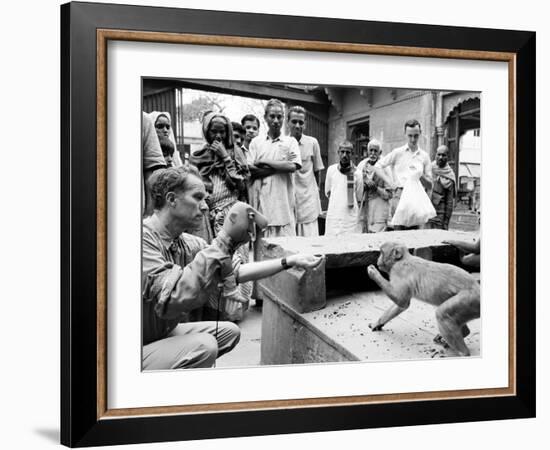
[216,280,481,367]
[216,302,263,368]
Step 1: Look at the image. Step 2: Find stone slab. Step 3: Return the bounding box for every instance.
[303,289,480,361]
[257,241,326,313]
[260,229,477,268]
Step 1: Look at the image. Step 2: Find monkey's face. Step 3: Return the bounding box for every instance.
[377,242,407,273]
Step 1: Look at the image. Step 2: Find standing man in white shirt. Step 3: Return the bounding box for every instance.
[373,119,433,230]
[247,99,302,237]
[324,141,361,236]
[287,105,325,237]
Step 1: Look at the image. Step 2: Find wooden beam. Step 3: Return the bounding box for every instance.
[458,107,480,118]
[143,78,329,105]
[142,83,175,97]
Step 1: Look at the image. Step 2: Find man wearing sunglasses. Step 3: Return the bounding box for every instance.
[373,119,433,230]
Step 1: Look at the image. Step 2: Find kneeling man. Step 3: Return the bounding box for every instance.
[142,166,323,369]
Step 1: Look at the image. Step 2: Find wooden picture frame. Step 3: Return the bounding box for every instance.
[61,1,535,446]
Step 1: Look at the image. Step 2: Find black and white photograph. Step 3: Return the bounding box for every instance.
[141,79,481,370]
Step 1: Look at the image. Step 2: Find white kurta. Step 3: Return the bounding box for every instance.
[247,134,301,229]
[324,164,360,236]
[295,135,324,221]
[294,134,324,236]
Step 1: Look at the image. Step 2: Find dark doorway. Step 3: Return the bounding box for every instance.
[348,120,370,165]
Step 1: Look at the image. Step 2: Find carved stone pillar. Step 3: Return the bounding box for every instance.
[435,92,445,146]
[436,126,445,146]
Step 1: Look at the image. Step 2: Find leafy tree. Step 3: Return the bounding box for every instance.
[181,94,226,121]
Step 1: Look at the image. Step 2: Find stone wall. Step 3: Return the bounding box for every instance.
[327,107,347,166]
[327,89,437,164]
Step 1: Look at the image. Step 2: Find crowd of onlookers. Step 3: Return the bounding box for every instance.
[140,100,469,369]
[143,101,458,240]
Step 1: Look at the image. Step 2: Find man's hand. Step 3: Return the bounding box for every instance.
[383,180,398,191]
[377,187,391,201]
[287,254,324,269]
[255,161,272,169]
[210,141,229,159]
[254,158,298,174]
[249,164,276,180]
[419,174,433,191]
[365,180,376,191]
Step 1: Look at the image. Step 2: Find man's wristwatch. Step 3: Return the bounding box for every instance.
[280,257,291,270]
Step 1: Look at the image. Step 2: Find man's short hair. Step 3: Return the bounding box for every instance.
[159,136,175,156]
[232,122,245,135]
[241,114,260,127]
[367,139,382,150]
[287,105,307,120]
[338,140,354,151]
[404,119,422,132]
[265,98,285,114]
[148,165,201,210]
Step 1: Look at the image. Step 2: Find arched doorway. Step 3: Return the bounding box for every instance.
[444,97,480,212]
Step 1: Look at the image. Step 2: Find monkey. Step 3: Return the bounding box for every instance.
[366,241,480,357]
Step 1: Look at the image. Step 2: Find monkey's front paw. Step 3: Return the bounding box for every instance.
[369,322,384,331]
[433,334,450,348]
[367,265,380,279]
